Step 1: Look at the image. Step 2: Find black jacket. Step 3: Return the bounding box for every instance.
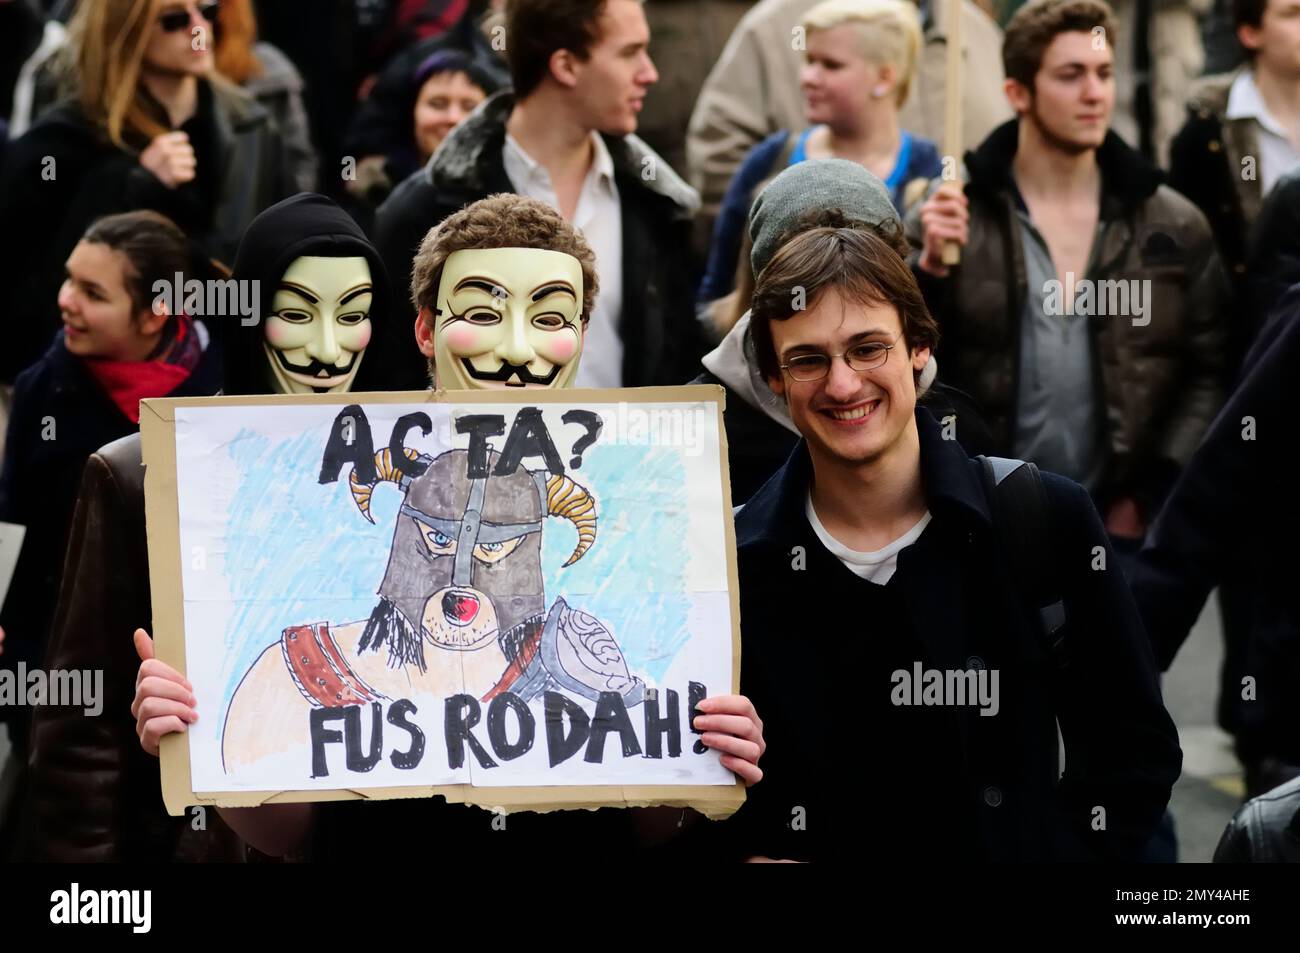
[1168,74,1253,293]
[723,407,1181,861]
[1130,287,1300,765]
[224,192,396,395]
[0,331,220,734]
[0,77,293,383]
[1214,775,1300,862]
[373,90,705,390]
[1245,169,1300,340]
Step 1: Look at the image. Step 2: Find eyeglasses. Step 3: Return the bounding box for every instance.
[158,1,219,33]
[779,337,898,382]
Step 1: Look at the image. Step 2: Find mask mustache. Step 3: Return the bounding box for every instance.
[274,349,359,379]
[460,357,560,387]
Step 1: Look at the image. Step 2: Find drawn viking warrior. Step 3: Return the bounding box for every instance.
[221,446,642,772]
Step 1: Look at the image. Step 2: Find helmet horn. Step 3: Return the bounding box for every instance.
[350,447,422,523]
[544,472,597,566]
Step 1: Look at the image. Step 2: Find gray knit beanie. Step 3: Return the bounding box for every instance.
[749,158,898,278]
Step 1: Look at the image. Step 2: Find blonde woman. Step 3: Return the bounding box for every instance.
[698,0,942,311]
[0,0,293,384]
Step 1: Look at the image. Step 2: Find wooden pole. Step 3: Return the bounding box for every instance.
[942,0,964,266]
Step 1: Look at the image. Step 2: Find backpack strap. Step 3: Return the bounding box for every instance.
[977,456,1068,671]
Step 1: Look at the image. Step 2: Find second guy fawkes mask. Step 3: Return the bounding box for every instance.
[432,247,584,389]
[264,255,373,394]
[226,192,392,397]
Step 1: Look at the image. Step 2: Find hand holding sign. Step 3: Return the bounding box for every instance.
[694,694,765,786]
[131,628,198,758]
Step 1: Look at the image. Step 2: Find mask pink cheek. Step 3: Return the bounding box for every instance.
[545,337,577,364]
[264,322,291,348]
[443,325,489,353]
[352,325,372,350]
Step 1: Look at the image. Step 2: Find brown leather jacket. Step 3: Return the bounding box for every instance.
[22,433,244,861]
[906,121,1233,511]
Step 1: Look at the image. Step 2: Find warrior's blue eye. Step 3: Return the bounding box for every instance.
[480,541,502,553]
[432,531,451,546]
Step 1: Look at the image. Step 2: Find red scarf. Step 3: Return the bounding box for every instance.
[82,314,203,424]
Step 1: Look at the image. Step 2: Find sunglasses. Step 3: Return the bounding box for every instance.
[158,1,219,33]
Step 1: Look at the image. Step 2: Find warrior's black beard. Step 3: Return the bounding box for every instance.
[499,616,543,666]
[359,599,426,671]
[358,598,542,673]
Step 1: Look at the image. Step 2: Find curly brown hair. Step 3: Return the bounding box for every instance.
[410,194,599,329]
[1002,0,1116,89]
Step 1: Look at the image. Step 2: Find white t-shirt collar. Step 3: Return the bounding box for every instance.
[804,492,932,585]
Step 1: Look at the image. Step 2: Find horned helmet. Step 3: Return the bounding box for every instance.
[350,446,595,670]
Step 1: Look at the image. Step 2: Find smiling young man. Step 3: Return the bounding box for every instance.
[725,220,1181,862]
[911,0,1230,553]
[374,0,703,391]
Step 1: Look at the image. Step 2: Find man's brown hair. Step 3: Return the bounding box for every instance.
[411,192,599,325]
[505,0,610,99]
[1002,0,1117,89]
[749,224,939,383]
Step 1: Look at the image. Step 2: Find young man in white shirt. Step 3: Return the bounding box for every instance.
[375,0,704,391]
[1171,0,1300,292]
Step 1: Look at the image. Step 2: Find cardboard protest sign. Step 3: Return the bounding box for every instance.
[141,386,744,818]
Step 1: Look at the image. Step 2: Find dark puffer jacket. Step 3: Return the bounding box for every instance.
[906,120,1233,512]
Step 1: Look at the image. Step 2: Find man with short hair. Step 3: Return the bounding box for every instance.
[913,0,1231,546]
[721,162,1181,861]
[374,0,703,391]
[1170,0,1300,310]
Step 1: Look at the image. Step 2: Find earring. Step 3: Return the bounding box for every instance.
[871,83,889,99]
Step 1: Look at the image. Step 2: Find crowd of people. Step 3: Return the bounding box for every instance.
[0,0,1297,864]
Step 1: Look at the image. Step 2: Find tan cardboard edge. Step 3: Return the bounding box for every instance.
[142,385,745,821]
[181,781,743,820]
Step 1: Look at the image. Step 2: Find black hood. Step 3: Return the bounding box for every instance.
[225,192,394,395]
[965,120,1165,212]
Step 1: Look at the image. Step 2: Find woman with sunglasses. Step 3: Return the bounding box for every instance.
[0,0,295,386]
